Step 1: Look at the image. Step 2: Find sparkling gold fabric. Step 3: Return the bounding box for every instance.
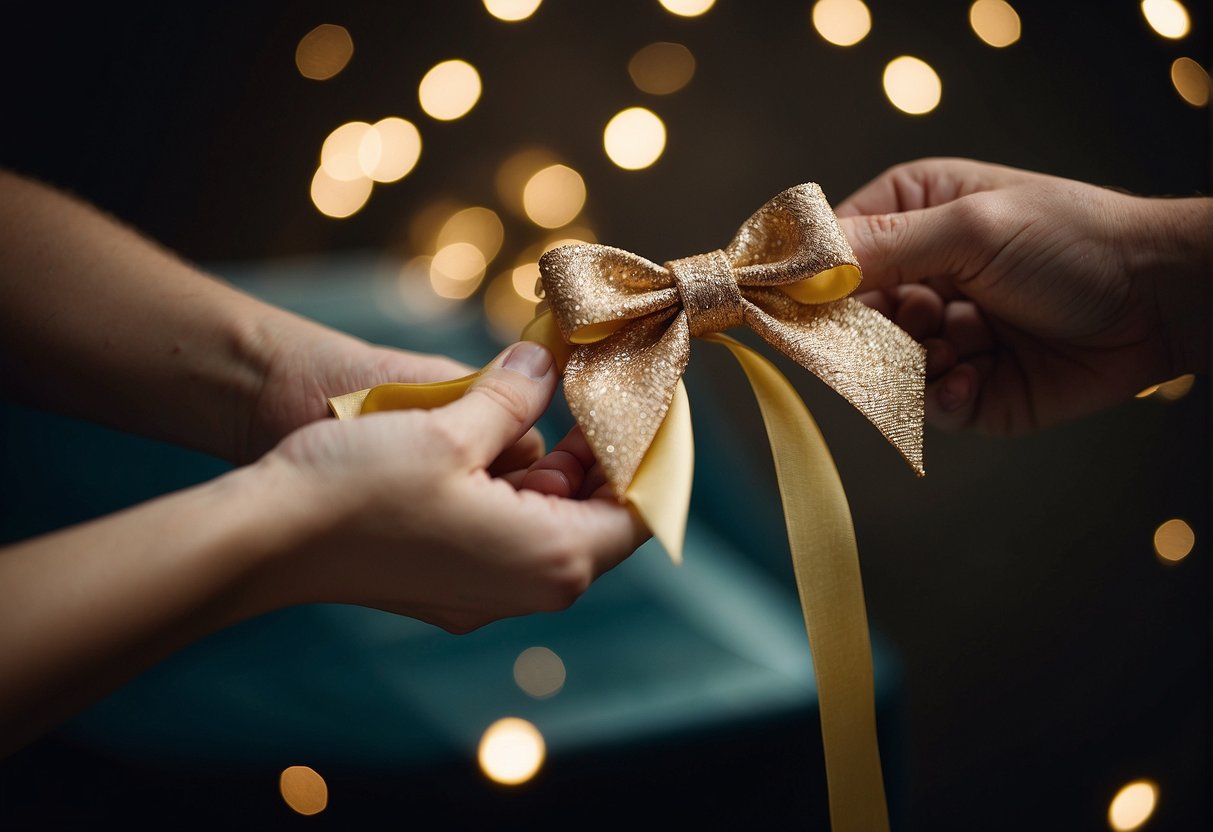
[539,182,925,499]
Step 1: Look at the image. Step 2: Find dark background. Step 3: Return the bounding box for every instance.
[1,1,1210,829]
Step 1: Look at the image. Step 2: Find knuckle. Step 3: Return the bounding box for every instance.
[425,417,473,459]
[534,536,593,612]
[470,375,532,427]
[952,195,1005,246]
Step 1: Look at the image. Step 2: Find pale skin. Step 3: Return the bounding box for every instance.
[0,170,646,756]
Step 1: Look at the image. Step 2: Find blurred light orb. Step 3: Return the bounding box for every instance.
[483,0,543,21]
[1171,58,1211,107]
[430,242,487,299]
[1141,0,1190,39]
[321,121,376,181]
[438,206,505,262]
[543,227,597,253]
[486,270,540,343]
[523,164,586,228]
[365,117,421,182]
[279,766,328,816]
[969,0,1021,47]
[1108,779,1158,831]
[811,0,872,47]
[478,718,546,785]
[510,262,543,302]
[419,59,482,121]
[883,56,942,115]
[514,646,567,698]
[659,0,715,16]
[496,147,559,217]
[629,42,696,95]
[604,107,666,170]
[1154,518,1195,563]
[295,24,353,80]
[310,167,372,218]
[1156,373,1196,400]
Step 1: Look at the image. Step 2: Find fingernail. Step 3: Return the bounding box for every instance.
[502,341,553,380]
[938,373,971,412]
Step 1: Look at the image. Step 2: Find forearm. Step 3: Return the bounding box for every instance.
[0,457,314,755]
[0,169,334,461]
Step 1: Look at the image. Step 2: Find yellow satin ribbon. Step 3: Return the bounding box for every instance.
[327,315,889,832]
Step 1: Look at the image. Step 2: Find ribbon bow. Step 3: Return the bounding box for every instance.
[328,183,924,832]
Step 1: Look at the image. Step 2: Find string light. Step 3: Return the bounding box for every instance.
[1140,0,1190,39]
[485,270,539,343]
[629,42,696,94]
[882,56,942,115]
[513,646,567,698]
[496,148,559,217]
[658,0,715,17]
[1171,58,1211,107]
[430,242,487,299]
[310,167,372,218]
[438,206,505,263]
[969,0,1021,47]
[418,59,482,121]
[811,0,872,47]
[365,117,422,182]
[523,164,586,228]
[482,0,543,22]
[478,718,546,785]
[1154,519,1195,563]
[1108,779,1158,831]
[603,107,666,169]
[295,24,354,80]
[279,766,328,816]
[320,121,377,181]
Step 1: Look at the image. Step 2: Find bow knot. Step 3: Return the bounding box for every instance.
[667,250,744,337]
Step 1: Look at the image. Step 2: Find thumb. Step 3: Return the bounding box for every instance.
[438,341,557,466]
[839,200,983,292]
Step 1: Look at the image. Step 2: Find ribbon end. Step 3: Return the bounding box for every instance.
[622,379,693,567]
[328,389,371,420]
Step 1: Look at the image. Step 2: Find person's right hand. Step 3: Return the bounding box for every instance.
[835,158,1210,434]
[252,341,648,634]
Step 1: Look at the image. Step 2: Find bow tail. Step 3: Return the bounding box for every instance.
[743,294,926,474]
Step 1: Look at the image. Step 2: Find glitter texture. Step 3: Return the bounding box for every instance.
[537,183,925,496]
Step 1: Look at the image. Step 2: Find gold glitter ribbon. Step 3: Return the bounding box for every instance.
[327,183,924,832]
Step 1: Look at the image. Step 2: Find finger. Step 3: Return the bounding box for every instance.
[559,498,650,580]
[942,300,997,359]
[892,284,946,342]
[854,288,894,318]
[923,337,957,380]
[488,426,546,478]
[925,358,990,431]
[519,427,594,497]
[439,341,556,466]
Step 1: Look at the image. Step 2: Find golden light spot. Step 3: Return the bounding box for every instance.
[418,59,482,121]
[279,766,328,816]
[811,0,872,47]
[543,227,597,253]
[523,164,586,228]
[511,262,542,301]
[513,646,566,698]
[408,199,463,252]
[365,117,422,182]
[295,24,353,81]
[496,147,559,217]
[393,256,462,319]
[1155,373,1196,400]
[1108,779,1158,831]
[478,718,546,785]
[321,121,377,181]
[483,0,543,21]
[883,56,942,115]
[310,167,372,218]
[604,107,666,170]
[659,0,715,17]
[1154,519,1195,563]
[430,242,487,299]
[629,42,696,95]
[486,270,541,343]
[969,0,1021,47]
[1171,58,1211,107]
[438,207,505,263]
[1141,0,1190,39]
[1135,384,1160,398]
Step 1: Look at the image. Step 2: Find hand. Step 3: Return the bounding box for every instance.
[835,157,1210,434]
[256,341,649,634]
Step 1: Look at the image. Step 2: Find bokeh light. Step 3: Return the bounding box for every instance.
[969,0,1021,47]
[310,167,372,218]
[486,269,541,343]
[496,147,559,217]
[811,0,872,47]
[394,256,462,319]
[1171,58,1211,107]
[1108,779,1158,831]
[1156,373,1196,400]
[1141,0,1190,39]
[438,206,505,263]
[365,117,422,182]
[418,59,482,121]
[883,56,942,115]
[478,717,546,785]
[629,42,696,95]
[542,227,597,253]
[279,766,328,816]
[513,646,567,698]
[523,164,586,228]
[658,0,715,17]
[1154,519,1195,563]
[430,242,487,299]
[510,262,542,302]
[483,0,543,22]
[321,121,378,181]
[295,24,354,80]
[603,107,667,170]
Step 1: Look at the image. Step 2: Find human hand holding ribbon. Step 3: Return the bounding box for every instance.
[328,183,925,832]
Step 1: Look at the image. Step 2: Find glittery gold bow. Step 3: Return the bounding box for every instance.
[537,182,924,500]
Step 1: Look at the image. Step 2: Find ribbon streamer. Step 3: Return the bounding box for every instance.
[327,183,924,832]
